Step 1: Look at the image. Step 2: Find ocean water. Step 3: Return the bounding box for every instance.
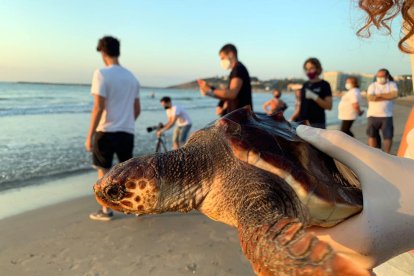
[0,82,343,191]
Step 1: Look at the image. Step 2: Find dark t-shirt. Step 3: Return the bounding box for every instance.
[225,62,252,112]
[298,80,332,124]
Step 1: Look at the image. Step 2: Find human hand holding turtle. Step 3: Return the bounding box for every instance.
[297,125,414,269]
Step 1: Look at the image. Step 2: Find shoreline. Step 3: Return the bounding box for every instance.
[0,168,94,193]
[0,171,96,220]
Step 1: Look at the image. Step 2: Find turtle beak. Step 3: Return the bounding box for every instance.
[93,177,126,212]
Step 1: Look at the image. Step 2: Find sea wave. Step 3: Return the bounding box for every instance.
[0,103,217,117]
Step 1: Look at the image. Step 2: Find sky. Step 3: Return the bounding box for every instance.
[0,0,411,87]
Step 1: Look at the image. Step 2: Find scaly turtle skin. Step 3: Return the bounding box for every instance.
[94,106,367,275]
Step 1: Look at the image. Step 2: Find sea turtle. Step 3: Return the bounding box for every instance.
[93,106,367,275]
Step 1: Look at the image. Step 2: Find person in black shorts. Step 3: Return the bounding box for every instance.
[197,44,253,113]
[92,132,134,169]
[85,36,141,221]
[297,58,333,129]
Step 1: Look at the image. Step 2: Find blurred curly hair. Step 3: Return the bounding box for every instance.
[357,0,414,53]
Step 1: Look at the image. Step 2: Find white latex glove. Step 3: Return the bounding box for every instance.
[305,89,319,101]
[296,125,414,270]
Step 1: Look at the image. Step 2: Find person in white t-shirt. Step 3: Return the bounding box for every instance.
[86,36,141,221]
[338,76,363,137]
[366,69,398,154]
[157,97,192,150]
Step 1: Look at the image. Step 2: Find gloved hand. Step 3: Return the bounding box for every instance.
[305,89,319,101]
[296,125,414,269]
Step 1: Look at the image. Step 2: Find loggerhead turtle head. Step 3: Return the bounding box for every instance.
[93,155,161,215]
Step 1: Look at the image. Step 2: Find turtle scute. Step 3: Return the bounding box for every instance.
[216,106,363,227]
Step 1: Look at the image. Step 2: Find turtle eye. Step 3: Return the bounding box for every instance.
[105,185,125,201]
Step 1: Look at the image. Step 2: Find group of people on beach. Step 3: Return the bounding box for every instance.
[199,44,399,154]
[85,36,400,220]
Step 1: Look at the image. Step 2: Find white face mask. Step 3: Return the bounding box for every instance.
[377,77,387,85]
[220,59,232,70]
[345,83,353,90]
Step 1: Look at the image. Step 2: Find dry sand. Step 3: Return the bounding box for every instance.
[0,101,413,276]
[0,197,252,276]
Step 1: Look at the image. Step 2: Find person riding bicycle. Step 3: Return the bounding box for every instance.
[157,97,192,149]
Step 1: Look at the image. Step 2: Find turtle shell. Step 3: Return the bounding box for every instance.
[215,106,363,227]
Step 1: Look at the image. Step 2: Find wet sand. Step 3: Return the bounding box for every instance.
[0,100,413,276]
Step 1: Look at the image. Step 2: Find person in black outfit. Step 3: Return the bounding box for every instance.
[198,44,253,113]
[297,58,333,129]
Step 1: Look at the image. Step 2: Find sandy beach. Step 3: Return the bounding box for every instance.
[1,101,413,276]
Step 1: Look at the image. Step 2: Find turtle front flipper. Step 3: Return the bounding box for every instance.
[238,219,369,276]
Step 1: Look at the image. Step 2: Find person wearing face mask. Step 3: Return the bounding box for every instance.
[157,96,192,150]
[262,89,287,115]
[297,58,333,129]
[338,76,363,137]
[366,69,398,153]
[198,44,252,113]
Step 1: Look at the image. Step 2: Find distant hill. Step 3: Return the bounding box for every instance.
[17,81,90,87]
[167,76,306,92]
[167,77,226,90]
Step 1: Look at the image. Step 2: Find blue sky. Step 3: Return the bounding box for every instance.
[0,0,410,87]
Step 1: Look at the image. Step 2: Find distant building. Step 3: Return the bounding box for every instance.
[323,72,348,93]
[287,83,303,91]
[323,71,374,93]
[359,73,375,92]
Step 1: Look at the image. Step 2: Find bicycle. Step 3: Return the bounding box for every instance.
[146,123,168,153]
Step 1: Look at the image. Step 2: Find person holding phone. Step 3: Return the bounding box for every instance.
[198,44,253,113]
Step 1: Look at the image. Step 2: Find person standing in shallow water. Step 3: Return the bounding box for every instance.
[338,76,363,137]
[86,36,141,221]
[297,58,333,129]
[197,44,253,112]
[262,89,287,115]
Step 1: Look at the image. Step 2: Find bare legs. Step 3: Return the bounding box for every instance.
[172,142,179,150]
[368,137,377,148]
[368,137,392,154]
[383,139,392,154]
[98,168,111,213]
